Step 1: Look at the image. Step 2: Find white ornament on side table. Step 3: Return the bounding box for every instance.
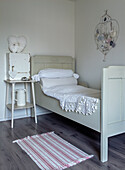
[8,70,17,79]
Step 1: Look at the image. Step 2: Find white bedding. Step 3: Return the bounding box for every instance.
[40,77,77,88]
[42,85,101,115]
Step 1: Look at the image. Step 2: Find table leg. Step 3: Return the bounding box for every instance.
[5,83,9,118]
[31,82,37,123]
[25,83,28,115]
[11,83,15,128]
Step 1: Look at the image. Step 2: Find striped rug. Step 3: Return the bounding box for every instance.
[13,132,93,170]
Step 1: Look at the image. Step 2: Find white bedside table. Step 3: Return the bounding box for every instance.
[4,80,37,128]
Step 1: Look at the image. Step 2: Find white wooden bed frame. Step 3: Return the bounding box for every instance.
[31,55,125,162]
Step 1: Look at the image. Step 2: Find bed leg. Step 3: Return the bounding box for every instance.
[101,133,108,162]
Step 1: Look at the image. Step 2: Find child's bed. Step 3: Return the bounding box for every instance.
[31,55,125,162]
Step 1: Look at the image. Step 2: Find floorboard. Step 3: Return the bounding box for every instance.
[0,113,125,170]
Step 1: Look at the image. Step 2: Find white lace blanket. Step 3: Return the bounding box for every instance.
[42,85,100,115]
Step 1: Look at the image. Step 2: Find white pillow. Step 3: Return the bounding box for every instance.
[38,68,74,78]
[40,77,77,88]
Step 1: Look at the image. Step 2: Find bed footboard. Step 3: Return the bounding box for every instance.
[101,66,125,162]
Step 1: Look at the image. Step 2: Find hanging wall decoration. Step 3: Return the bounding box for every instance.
[94,10,119,61]
[8,36,27,53]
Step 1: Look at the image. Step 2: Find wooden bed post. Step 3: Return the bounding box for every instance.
[101,133,108,162]
[101,66,125,162]
[101,68,108,162]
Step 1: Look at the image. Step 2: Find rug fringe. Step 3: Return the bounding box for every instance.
[13,131,54,143]
[62,155,94,169]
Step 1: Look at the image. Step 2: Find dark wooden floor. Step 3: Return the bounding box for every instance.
[0,113,125,170]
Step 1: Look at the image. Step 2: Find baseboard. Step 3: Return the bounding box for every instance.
[0,111,52,122]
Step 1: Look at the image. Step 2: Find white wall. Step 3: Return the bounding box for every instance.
[75,0,125,89]
[0,0,75,120]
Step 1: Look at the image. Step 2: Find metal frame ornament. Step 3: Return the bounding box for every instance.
[94,10,119,61]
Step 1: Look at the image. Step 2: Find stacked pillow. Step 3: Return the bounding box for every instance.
[32,68,79,88]
[39,68,74,78]
[41,77,77,88]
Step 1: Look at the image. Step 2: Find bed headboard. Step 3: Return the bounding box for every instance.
[30,55,75,76]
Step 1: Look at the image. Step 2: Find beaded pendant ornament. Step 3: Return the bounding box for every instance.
[94,10,119,61]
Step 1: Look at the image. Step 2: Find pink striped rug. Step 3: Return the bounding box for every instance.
[13,132,93,170]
